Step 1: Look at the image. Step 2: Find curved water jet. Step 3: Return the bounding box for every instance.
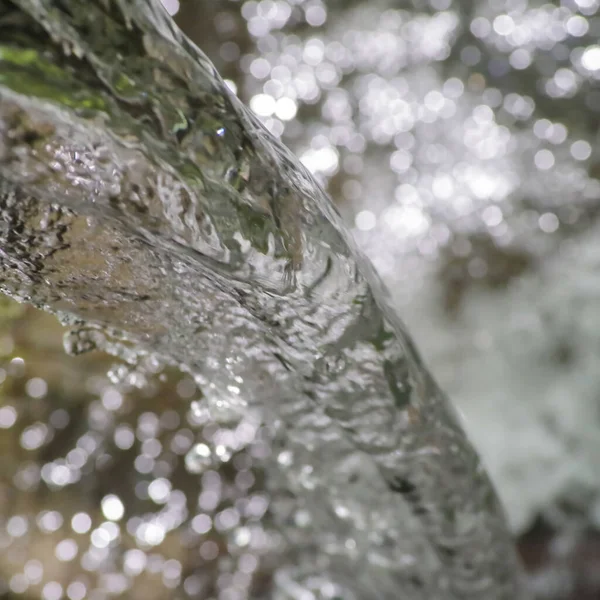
[0,1,528,598]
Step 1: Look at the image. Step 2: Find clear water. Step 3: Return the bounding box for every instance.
[0,1,527,598]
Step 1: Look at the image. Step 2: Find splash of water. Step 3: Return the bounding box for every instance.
[0,1,528,598]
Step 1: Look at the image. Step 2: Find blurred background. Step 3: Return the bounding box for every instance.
[2,0,600,598]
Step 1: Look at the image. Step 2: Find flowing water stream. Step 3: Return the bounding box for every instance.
[0,1,528,598]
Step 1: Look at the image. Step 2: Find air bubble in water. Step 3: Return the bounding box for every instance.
[63,328,104,356]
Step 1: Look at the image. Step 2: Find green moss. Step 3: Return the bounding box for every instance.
[0,46,65,79]
[0,45,107,112]
[114,72,137,95]
[0,46,38,66]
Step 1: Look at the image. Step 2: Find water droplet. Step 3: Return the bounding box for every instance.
[184,443,213,474]
[189,400,211,425]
